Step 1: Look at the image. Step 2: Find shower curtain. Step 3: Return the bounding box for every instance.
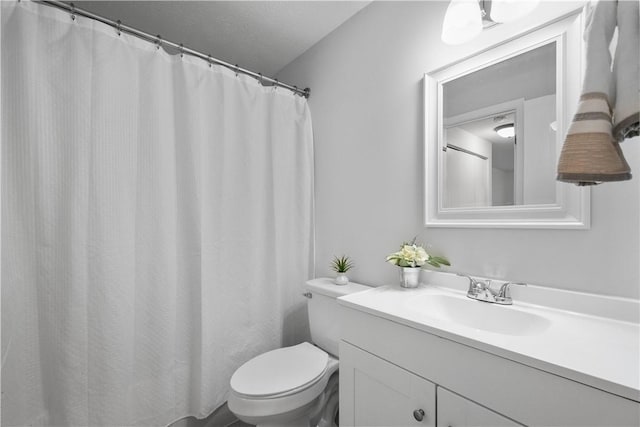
[1,2,314,426]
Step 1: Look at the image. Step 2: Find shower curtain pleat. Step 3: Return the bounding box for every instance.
[1,2,314,426]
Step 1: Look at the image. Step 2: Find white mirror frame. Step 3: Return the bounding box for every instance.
[424,11,590,229]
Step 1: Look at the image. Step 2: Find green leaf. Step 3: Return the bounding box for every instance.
[429,256,451,266]
[331,255,354,273]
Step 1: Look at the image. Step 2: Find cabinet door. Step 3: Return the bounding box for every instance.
[340,341,436,427]
[437,387,523,427]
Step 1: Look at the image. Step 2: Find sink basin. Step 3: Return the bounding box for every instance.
[405,293,551,336]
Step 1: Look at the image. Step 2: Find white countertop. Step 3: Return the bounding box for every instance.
[338,283,640,402]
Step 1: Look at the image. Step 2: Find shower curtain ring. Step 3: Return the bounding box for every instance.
[116,20,122,36]
[259,73,263,86]
[155,35,162,50]
[234,65,240,77]
[70,3,76,21]
[179,43,184,58]
[274,79,279,90]
[207,55,213,68]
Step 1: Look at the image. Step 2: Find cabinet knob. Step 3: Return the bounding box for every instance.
[413,409,425,422]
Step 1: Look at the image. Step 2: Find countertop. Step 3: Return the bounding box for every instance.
[338,283,640,402]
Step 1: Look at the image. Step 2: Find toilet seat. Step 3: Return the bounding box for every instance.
[230,342,329,398]
[228,343,339,423]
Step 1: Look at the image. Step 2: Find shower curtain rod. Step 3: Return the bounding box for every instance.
[445,143,488,160]
[33,0,311,98]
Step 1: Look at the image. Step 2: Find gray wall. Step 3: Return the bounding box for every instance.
[277,1,640,299]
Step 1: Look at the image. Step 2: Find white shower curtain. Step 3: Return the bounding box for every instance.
[1,2,314,426]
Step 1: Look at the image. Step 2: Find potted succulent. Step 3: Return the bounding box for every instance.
[331,255,354,285]
[386,238,450,288]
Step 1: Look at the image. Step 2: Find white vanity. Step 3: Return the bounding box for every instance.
[337,275,640,426]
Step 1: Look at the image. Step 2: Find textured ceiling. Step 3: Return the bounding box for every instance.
[72,1,371,77]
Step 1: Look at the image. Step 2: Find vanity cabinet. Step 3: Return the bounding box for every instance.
[340,341,520,427]
[339,304,640,426]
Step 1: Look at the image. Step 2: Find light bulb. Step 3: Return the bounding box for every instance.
[490,0,540,23]
[495,124,515,138]
[441,0,483,45]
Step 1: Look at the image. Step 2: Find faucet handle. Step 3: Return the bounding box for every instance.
[498,282,527,299]
[458,274,492,294]
[457,274,479,290]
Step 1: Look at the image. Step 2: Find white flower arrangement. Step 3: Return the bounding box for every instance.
[386,238,450,269]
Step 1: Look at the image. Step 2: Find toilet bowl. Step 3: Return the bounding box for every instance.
[228,343,339,427]
[227,279,370,427]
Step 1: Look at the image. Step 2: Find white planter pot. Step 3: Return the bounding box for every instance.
[400,267,421,288]
[335,274,349,285]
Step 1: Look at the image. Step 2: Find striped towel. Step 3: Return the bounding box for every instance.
[612,0,639,142]
[557,0,637,185]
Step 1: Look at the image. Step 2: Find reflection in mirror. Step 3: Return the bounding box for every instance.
[444,111,517,207]
[442,43,556,208]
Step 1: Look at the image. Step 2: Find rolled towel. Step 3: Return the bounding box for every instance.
[557,0,631,184]
[558,92,631,183]
[612,0,639,141]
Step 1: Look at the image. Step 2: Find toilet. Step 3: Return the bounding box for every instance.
[228,278,369,427]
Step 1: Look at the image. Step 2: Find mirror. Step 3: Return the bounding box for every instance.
[443,43,555,208]
[424,11,590,229]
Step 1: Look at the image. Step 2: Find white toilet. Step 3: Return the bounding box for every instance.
[228,278,369,427]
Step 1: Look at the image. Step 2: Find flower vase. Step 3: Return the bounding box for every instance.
[334,274,349,285]
[400,267,421,288]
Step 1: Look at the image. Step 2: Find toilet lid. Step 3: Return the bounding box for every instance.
[230,342,329,397]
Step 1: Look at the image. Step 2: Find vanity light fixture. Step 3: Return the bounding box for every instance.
[441,0,483,45]
[441,0,540,45]
[494,123,515,138]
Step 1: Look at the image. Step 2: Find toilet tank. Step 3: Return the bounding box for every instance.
[303,278,370,357]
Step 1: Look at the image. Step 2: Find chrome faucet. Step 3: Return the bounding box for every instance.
[458,274,526,305]
[497,281,528,304]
